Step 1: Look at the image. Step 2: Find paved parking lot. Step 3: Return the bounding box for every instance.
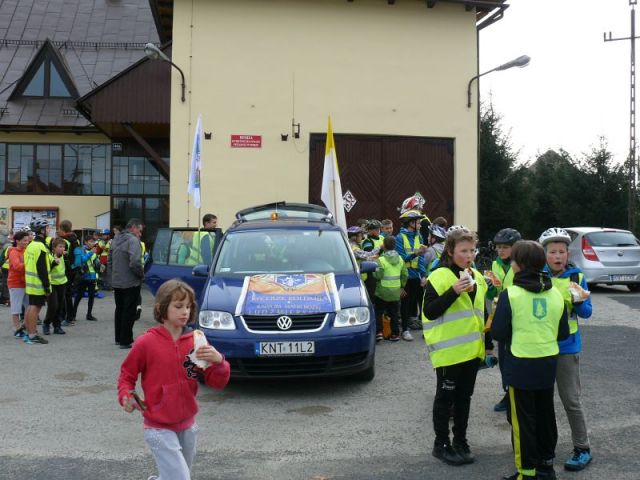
[0,285,638,480]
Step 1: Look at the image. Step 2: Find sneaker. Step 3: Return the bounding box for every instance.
[24,334,48,345]
[452,441,475,464]
[408,318,423,330]
[86,314,97,321]
[42,324,51,335]
[53,326,66,335]
[375,332,384,342]
[503,473,535,480]
[388,334,401,342]
[147,476,159,480]
[564,448,592,471]
[401,330,413,341]
[494,397,508,412]
[432,442,465,466]
[13,327,26,339]
[536,465,557,479]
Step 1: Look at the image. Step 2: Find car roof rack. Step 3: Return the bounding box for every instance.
[234,201,335,225]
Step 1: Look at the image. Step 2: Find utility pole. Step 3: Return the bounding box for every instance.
[605,0,639,233]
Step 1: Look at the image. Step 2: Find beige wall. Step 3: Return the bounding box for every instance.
[0,132,111,230]
[171,0,478,230]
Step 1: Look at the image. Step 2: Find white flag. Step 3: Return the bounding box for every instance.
[188,115,203,209]
[320,116,347,230]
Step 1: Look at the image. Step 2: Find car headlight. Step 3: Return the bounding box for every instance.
[199,310,236,330]
[334,307,370,328]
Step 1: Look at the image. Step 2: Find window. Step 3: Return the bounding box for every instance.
[0,143,109,195]
[9,40,78,100]
[112,155,169,195]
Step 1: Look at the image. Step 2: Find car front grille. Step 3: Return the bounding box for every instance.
[242,313,327,332]
[228,352,369,377]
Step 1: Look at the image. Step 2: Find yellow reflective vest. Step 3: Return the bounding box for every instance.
[422,267,487,368]
[507,285,564,358]
[191,231,214,264]
[377,255,403,289]
[1,245,10,270]
[49,254,68,286]
[550,274,584,335]
[400,233,421,269]
[491,259,514,293]
[24,240,51,295]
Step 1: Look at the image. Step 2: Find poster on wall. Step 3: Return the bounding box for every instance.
[12,207,59,238]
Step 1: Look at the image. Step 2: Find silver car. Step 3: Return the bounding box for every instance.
[565,227,640,292]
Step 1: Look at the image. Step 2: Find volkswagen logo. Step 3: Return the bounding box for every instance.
[276,316,293,330]
[617,250,624,257]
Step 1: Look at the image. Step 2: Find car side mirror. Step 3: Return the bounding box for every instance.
[192,264,209,277]
[359,261,378,274]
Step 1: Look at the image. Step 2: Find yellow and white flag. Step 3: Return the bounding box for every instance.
[320,116,347,230]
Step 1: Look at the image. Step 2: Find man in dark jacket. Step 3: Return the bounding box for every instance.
[491,240,570,480]
[108,218,144,349]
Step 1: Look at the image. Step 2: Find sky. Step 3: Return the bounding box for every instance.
[479,0,636,166]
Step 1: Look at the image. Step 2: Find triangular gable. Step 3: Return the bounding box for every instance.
[9,40,80,100]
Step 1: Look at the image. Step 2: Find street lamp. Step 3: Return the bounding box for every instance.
[467,55,531,108]
[144,43,186,103]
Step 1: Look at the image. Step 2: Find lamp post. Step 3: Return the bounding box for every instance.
[144,43,186,103]
[467,55,531,108]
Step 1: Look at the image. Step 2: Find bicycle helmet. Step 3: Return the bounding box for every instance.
[446,224,469,237]
[347,226,363,235]
[399,209,424,221]
[399,194,425,214]
[101,228,110,235]
[428,224,447,240]
[366,219,383,230]
[538,227,571,247]
[19,226,32,233]
[29,219,49,232]
[493,228,522,245]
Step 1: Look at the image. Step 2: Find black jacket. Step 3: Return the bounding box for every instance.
[491,269,570,390]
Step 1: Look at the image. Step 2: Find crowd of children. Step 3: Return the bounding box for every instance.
[349,194,594,479]
[3,219,115,345]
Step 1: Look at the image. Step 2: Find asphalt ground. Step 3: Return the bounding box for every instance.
[0,285,638,480]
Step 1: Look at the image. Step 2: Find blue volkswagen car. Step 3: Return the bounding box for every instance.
[145,202,377,380]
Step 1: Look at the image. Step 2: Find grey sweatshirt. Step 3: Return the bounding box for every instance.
[108,231,144,288]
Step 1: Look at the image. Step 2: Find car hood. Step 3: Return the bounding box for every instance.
[201,273,366,314]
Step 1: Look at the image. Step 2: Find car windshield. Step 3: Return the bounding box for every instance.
[585,231,640,247]
[214,229,354,274]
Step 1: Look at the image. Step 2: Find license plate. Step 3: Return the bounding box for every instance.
[256,341,315,356]
[612,274,636,282]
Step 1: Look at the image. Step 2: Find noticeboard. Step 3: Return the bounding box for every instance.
[11,207,59,237]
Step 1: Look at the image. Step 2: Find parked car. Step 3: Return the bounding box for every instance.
[145,202,377,380]
[565,227,640,292]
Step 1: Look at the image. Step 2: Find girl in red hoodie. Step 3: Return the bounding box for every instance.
[8,231,30,338]
[118,279,230,480]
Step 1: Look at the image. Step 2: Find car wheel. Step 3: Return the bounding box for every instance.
[628,285,640,293]
[354,356,375,382]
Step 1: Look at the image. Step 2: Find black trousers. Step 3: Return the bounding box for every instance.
[73,279,96,318]
[44,284,66,327]
[64,270,77,321]
[374,297,400,336]
[506,386,558,475]
[114,285,141,345]
[400,277,422,330]
[433,358,479,445]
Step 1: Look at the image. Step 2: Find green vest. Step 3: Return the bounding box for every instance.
[191,231,215,264]
[24,241,51,295]
[507,285,564,358]
[50,254,68,286]
[351,243,367,281]
[401,233,420,269]
[422,267,487,368]
[550,274,583,335]
[2,245,10,270]
[378,256,403,289]
[492,259,514,292]
[369,235,384,250]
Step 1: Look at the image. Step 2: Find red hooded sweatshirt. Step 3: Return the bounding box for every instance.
[117,325,230,432]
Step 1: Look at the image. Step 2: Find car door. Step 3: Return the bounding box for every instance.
[144,228,223,302]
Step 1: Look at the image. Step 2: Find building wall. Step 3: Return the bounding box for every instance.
[170,0,478,230]
[0,132,111,230]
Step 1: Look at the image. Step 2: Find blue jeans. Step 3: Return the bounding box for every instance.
[144,424,199,480]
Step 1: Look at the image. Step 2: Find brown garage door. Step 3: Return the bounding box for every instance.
[309,134,454,226]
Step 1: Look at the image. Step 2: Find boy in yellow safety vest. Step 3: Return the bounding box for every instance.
[539,227,594,472]
[491,240,569,480]
[373,236,408,342]
[43,238,68,335]
[23,219,51,344]
[422,227,487,466]
[71,237,100,321]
